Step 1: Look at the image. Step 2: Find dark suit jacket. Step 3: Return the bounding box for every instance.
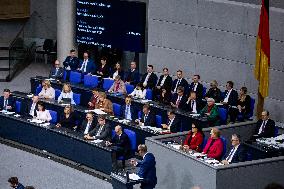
[223,89,238,106]
[15,183,25,189]
[111,132,131,157]
[224,144,247,163]
[171,94,187,109]
[97,65,110,78]
[183,99,203,113]
[166,116,181,133]
[156,75,172,91]
[79,120,96,133]
[255,119,276,138]
[0,96,15,111]
[140,112,156,127]
[124,69,140,85]
[79,59,96,74]
[137,153,157,187]
[141,72,158,89]
[63,56,80,71]
[120,104,138,120]
[189,82,204,99]
[49,67,64,80]
[205,87,222,103]
[89,123,112,141]
[172,78,189,93]
[59,112,77,129]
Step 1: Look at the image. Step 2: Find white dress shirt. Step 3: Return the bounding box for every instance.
[143,73,151,86]
[84,121,92,134]
[38,87,55,99]
[258,120,267,134]
[174,79,181,92]
[226,144,240,163]
[223,89,232,103]
[29,103,37,116]
[160,75,167,87]
[36,110,52,122]
[112,70,119,79]
[80,59,88,72]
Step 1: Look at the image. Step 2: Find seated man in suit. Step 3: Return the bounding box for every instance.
[170,86,187,109]
[184,91,203,113]
[106,125,131,169]
[172,70,189,94]
[63,49,80,81]
[153,67,172,100]
[63,49,80,71]
[141,65,158,89]
[222,134,247,165]
[135,104,156,127]
[221,81,238,123]
[108,75,127,94]
[84,115,112,141]
[161,110,181,133]
[252,110,276,139]
[189,74,204,100]
[8,177,25,189]
[0,89,15,111]
[130,144,157,189]
[49,60,64,80]
[120,96,138,121]
[124,61,140,86]
[25,95,39,117]
[78,51,96,75]
[79,112,96,134]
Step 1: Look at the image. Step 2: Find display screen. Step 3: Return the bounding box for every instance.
[76,0,146,52]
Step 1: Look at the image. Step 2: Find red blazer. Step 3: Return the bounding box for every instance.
[183,131,204,152]
[202,137,223,160]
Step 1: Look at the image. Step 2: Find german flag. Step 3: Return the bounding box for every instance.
[255,0,270,98]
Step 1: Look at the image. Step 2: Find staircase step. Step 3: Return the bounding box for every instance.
[0,50,9,57]
[0,47,9,50]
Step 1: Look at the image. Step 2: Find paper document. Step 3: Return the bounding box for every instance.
[170,144,181,150]
[93,109,107,115]
[3,111,15,115]
[215,103,223,106]
[30,119,45,124]
[90,139,103,143]
[129,173,143,181]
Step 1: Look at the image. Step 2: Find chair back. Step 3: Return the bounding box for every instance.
[124,129,137,152]
[69,71,82,84]
[155,115,162,128]
[49,110,58,124]
[73,93,81,105]
[36,85,42,95]
[125,84,135,94]
[220,136,227,159]
[15,101,21,114]
[218,107,228,125]
[113,103,121,117]
[145,89,153,100]
[103,78,114,91]
[55,89,61,100]
[84,75,98,88]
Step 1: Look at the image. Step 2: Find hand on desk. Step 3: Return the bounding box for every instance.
[221,160,229,165]
[161,124,168,129]
[6,106,12,110]
[88,102,94,107]
[170,102,178,108]
[84,134,94,140]
[105,141,112,146]
[56,123,61,128]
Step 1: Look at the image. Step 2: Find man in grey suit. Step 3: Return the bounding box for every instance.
[84,115,112,141]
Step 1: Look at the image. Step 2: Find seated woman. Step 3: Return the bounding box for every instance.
[56,105,77,130]
[38,80,55,100]
[57,83,76,105]
[182,123,204,152]
[112,62,124,79]
[108,75,127,94]
[129,83,146,99]
[200,98,220,126]
[95,92,114,115]
[202,127,223,160]
[96,56,110,78]
[237,87,251,120]
[158,87,172,105]
[88,89,99,109]
[36,102,52,122]
[205,80,221,103]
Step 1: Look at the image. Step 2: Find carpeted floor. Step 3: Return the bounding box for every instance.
[0,143,113,189]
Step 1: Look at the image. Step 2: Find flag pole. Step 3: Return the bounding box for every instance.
[256,90,264,119]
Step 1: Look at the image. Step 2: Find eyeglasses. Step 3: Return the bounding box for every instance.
[231,139,239,141]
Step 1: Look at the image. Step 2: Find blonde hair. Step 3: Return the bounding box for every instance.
[43,80,51,87]
[62,83,71,93]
